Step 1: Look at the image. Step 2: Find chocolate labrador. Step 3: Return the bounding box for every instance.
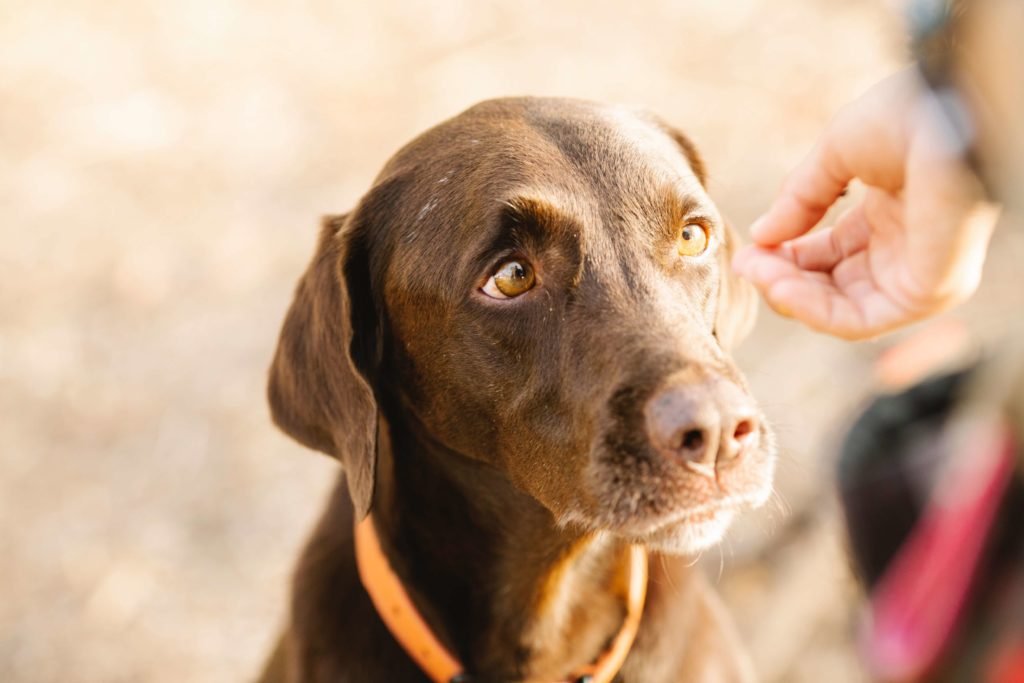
[259,97,775,683]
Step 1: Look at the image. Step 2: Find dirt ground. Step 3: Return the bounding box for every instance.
[3,1,1023,681]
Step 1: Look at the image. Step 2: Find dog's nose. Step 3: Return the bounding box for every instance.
[644,378,759,471]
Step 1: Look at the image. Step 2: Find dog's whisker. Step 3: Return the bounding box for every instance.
[659,553,682,598]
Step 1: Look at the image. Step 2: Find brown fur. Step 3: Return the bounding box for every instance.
[261,97,773,682]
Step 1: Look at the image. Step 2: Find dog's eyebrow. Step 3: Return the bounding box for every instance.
[467,195,582,282]
[498,195,582,241]
[664,192,707,224]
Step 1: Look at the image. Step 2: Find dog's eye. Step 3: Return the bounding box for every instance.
[482,259,536,299]
[678,223,709,257]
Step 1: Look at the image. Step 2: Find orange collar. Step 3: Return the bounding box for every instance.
[354,514,648,683]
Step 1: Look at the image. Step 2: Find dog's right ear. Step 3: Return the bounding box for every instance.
[714,220,759,350]
[268,214,378,519]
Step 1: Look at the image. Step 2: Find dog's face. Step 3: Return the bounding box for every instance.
[269,98,775,555]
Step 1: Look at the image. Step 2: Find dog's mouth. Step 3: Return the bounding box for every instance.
[643,510,738,555]
[577,420,777,555]
[612,488,768,553]
[642,490,770,550]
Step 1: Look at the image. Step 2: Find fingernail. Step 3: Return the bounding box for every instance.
[749,215,768,240]
[773,301,794,318]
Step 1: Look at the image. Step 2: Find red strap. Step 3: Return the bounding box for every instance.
[864,419,1015,681]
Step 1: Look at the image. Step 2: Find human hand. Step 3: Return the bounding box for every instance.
[732,71,999,340]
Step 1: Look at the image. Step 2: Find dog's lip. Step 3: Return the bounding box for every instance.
[640,493,762,536]
[673,507,723,524]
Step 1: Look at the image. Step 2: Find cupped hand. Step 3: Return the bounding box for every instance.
[732,71,999,340]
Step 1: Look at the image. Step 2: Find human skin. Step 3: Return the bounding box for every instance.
[733,71,1000,340]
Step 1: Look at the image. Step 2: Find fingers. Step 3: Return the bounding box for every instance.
[731,245,835,298]
[763,277,871,340]
[750,71,920,249]
[733,204,869,277]
[749,138,853,246]
[734,71,979,340]
[732,244,902,340]
[732,246,867,337]
[782,204,872,271]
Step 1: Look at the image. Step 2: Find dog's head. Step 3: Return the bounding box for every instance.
[269,97,774,554]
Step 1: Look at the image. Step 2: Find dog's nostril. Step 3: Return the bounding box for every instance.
[681,429,705,452]
[720,418,757,463]
[733,419,755,441]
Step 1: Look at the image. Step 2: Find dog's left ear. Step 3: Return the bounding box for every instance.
[714,220,759,349]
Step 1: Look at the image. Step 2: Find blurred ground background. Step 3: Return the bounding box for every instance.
[3,1,1023,681]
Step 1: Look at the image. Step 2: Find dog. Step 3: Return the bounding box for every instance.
[259,97,776,683]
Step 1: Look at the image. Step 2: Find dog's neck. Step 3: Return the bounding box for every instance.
[372,415,634,681]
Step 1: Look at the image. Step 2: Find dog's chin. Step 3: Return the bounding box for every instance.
[639,508,737,555]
